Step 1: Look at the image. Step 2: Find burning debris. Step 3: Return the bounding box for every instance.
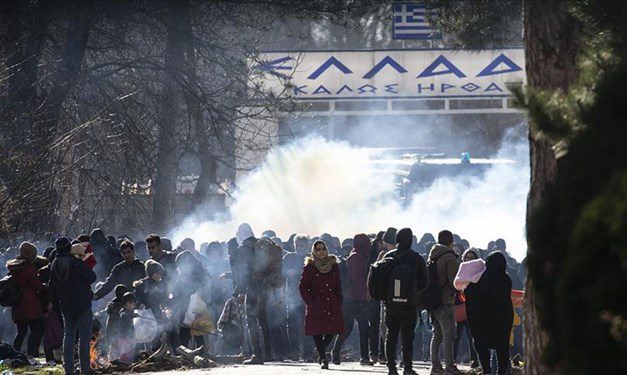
[89,333,244,373]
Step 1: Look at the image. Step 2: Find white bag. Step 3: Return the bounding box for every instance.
[133,309,158,343]
[183,292,215,336]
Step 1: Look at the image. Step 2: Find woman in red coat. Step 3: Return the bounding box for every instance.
[7,242,45,357]
[299,240,344,369]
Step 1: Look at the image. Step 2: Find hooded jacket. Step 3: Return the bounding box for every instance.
[49,252,97,318]
[465,252,513,347]
[230,236,257,295]
[94,259,146,300]
[344,234,370,301]
[6,259,44,322]
[428,243,460,305]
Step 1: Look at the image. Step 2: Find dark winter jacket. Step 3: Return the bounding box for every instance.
[428,243,459,305]
[230,237,257,295]
[466,252,514,348]
[380,246,430,310]
[49,253,97,318]
[94,259,146,300]
[133,277,168,320]
[344,234,370,302]
[118,308,136,339]
[283,250,308,308]
[6,260,44,322]
[105,297,124,339]
[299,259,344,336]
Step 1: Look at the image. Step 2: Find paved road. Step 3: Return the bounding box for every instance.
[150,361,472,374]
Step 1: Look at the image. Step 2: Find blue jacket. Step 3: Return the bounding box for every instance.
[49,253,97,318]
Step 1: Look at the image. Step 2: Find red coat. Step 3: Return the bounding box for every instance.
[7,261,45,322]
[299,259,344,336]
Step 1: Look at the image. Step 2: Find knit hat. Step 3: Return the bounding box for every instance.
[114,284,129,299]
[145,259,164,277]
[19,242,37,263]
[383,227,398,244]
[55,237,72,254]
[396,228,413,251]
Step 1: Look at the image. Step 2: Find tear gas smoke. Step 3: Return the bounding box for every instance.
[173,133,529,260]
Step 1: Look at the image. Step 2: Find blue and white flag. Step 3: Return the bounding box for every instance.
[393,2,441,40]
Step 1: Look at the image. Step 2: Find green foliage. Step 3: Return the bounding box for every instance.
[527,58,627,374]
[432,0,523,48]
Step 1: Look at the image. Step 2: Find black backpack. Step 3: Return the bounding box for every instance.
[419,251,455,311]
[0,275,22,307]
[386,259,418,307]
[368,251,410,302]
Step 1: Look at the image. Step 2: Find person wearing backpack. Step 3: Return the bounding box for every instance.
[373,228,429,375]
[377,226,398,365]
[48,236,97,375]
[331,233,372,366]
[427,230,462,375]
[6,242,45,358]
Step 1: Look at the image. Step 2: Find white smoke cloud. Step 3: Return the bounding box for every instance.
[172,133,529,260]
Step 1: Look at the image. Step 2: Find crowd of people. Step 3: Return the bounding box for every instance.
[0,225,526,375]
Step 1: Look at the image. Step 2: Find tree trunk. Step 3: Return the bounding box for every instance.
[0,0,93,234]
[152,0,189,233]
[523,1,581,374]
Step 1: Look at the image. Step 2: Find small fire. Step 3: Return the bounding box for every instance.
[90,332,111,369]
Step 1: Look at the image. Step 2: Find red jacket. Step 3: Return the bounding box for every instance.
[7,260,45,322]
[299,259,344,336]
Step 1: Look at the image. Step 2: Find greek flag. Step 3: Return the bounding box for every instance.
[393,2,441,40]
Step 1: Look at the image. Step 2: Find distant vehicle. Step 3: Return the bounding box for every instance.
[400,153,516,204]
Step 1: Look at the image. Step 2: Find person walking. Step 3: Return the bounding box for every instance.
[463,252,514,375]
[331,233,371,365]
[48,237,98,375]
[428,230,462,375]
[372,228,429,375]
[7,242,45,358]
[299,240,344,370]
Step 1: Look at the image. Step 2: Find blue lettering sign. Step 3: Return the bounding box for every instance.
[441,83,456,92]
[362,56,408,79]
[312,85,332,95]
[336,85,354,94]
[417,83,435,93]
[484,82,503,92]
[417,55,466,78]
[358,84,377,94]
[307,56,353,80]
[476,54,522,77]
[384,84,400,93]
[461,83,480,92]
[293,85,307,95]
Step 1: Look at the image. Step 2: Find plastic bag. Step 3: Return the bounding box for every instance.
[183,292,215,336]
[133,309,158,343]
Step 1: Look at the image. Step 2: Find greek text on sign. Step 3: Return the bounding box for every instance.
[256,49,525,99]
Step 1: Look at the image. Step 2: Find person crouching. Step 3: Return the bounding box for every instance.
[115,292,139,363]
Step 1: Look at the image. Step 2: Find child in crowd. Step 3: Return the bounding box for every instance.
[114,292,138,362]
[106,285,129,360]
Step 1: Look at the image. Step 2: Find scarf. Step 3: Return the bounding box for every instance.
[312,253,337,274]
